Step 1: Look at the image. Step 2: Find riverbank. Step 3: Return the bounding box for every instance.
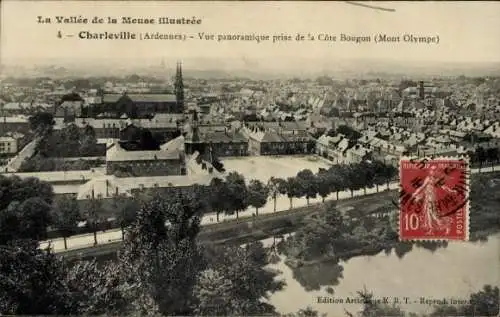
[277,172,500,291]
[268,234,500,317]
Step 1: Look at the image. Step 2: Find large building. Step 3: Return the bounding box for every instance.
[75,114,185,142]
[87,62,185,118]
[184,112,249,157]
[105,140,186,177]
[242,121,315,155]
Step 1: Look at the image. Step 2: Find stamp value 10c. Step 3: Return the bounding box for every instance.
[399,157,470,241]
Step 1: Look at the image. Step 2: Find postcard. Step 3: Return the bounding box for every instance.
[0,1,499,316]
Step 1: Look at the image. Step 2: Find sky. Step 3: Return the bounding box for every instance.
[1,1,500,72]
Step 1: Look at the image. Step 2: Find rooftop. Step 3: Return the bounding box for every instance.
[76,174,214,200]
[102,93,176,103]
[106,142,182,162]
[3,169,106,183]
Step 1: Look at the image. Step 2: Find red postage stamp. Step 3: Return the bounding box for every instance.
[399,157,469,241]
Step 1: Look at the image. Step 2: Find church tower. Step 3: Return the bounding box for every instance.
[174,61,185,113]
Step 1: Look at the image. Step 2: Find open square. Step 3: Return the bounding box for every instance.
[221,155,332,184]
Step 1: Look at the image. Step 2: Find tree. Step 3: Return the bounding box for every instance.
[282,202,345,261]
[53,196,81,250]
[475,146,487,167]
[64,259,129,315]
[355,288,404,317]
[327,165,347,200]
[285,306,326,317]
[113,194,139,240]
[336,125,361,140]
[28,112,55,134]
[82,190,103,246]
[339,165,357,198]
[200,242,285,315]
[209,177,229,222]
[247,179,268,216]
[316,171,332,203]
[117,190,205,315]
[192,269,236,316]
[0,240,70,315]
[486,147,499,164]
[79,125,99,156]
[0,175,54,244]
[139,129,161,151]
[358,161,375,195]
[58,123,82,157]
[267,177,284,212]
[297,169,318,205]
[372,164,386,192]
[463,285,499,316]
[429,285,499,317]
[224,172,249,219]
[282,177,302,209]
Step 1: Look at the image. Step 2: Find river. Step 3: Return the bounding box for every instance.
[264,234,500,316]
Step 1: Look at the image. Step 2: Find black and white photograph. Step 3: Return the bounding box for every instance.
[0,1,499,316]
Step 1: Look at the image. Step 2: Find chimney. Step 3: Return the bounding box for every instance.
[418,81,425,100]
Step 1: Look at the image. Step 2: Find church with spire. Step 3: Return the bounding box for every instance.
[174,61,185,114]
[89,61,186,119]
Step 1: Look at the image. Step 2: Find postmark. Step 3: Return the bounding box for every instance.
[398,157,470,241]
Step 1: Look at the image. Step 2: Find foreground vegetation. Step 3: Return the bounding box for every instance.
[0,184,286,315]
[1,170,497,316]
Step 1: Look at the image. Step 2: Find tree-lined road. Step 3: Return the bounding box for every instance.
[41,163,499,254]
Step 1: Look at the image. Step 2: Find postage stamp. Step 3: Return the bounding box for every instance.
[398,157,470,241]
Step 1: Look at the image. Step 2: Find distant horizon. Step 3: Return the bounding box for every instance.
[3,55,500,68]
[2,56,499,79]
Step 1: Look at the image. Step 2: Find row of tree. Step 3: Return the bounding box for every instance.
[207,160,397,222]
[38,159,398,247]
[2,158,398,249]
[469,146,500,166]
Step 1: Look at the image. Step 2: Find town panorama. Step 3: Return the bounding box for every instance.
[0,62,499,317]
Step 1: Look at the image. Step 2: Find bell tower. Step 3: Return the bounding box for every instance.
[174,61,185,113]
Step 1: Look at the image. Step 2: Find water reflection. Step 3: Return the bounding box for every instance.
[288,258,344,292]
[265,234,500,316]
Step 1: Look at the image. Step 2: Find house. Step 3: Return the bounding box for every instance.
[184,113,249,157]
[346,144,372,163]
[2,102,29,116]
[0,136,18,154]
[4,169,105,197]
[316,134,335,157]
[242,121,314,155]
[484,122,500,138]
[105,141,186,177]
[327,136,351,164]
[54,100,84,120]
[75,113,184,141]
[0,116,31,135]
